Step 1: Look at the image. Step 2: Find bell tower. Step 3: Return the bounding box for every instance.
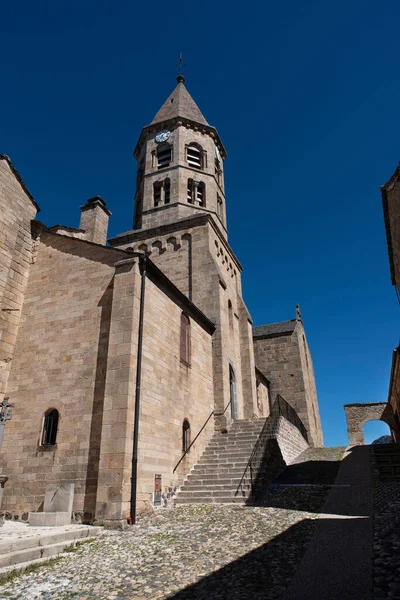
[133,76,228,238]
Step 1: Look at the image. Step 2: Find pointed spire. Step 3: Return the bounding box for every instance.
[151,77,209,126]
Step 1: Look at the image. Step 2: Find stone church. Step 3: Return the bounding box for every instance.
[0,76,323,527]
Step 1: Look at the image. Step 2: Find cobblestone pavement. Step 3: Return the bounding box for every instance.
[371,451,400,600]
[0,500,324,600]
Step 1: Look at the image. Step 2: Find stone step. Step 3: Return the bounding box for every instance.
[175,496,246,504]
[191,466,248,475]
[0,525,103,573]
[186,472,251,482]
[182,479,251,493]
[200,452,253,460]
[176,489,248,499]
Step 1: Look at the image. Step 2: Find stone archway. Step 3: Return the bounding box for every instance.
[343,402,396,445]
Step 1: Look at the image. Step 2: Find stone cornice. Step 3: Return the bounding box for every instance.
[109,213,243,272]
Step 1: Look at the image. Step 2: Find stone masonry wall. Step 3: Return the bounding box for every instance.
[114,219,258,430]
[137,275,214,512]
[0,159,37,399]
[272,416,309,465]
[0,232,123,521]
[253,324,322,447]
[95,258,215,524]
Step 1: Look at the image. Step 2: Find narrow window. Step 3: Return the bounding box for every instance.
[157,145,172,169]
[154,182,162,207]
[187,144,203,169]
[187,179,194,204]
[42,409,59,446]
[197,182,205,206]
[164,179,170,204]
[182,419,191,453]
[228,300,233,329]
[217,195,223,219]
[180,312,191,365]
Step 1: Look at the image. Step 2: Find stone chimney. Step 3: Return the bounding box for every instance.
[79,196,111,245]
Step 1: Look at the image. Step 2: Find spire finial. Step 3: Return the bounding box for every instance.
[177,52,185,84]
[296,304,302,321]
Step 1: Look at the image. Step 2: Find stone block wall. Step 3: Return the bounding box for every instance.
[95,257,215,525]
[0,158,37,399]
[0,232,124,521]
[270,416,309,465]
[111,216,258,430]
[253,323,323,447]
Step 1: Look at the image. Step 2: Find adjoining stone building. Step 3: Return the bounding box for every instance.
[381,165,400,442]
[342,164,400,445]
[0,77,323,526]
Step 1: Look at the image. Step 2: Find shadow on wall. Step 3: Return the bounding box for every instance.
[82,279,114,523]
[167,518,325,600]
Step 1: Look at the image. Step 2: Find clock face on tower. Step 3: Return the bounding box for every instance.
[155,130,171,144]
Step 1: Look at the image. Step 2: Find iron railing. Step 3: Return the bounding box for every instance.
[234,395,308,501]
[173,399,232,473]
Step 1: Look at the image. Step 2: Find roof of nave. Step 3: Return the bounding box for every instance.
[0,154,40,211]
[151,75,209,127]
[253,320,297,338]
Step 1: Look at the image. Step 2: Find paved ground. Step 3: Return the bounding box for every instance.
[2,444,399,600]
[0,500,323,600]
[283,445,374,600]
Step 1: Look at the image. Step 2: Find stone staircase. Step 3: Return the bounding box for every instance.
[0,523,103,575]
[175,418,267,505]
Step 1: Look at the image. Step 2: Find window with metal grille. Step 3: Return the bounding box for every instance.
[182,419,191,453]
[187,145,203,169]
[164,179,170,204]
[157,145,172,169]
[154,182,162,207]
[180,312,191,365]
[42,409,59,446]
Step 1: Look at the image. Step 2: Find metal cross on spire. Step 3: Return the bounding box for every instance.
[176,53,185,83]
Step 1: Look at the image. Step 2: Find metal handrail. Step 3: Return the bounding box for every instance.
[234,394,308,498]
[173,399,232,473]
[234,415,270,496]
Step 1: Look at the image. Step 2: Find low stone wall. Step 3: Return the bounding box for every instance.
[270,415,309,465]
[237,398,309,501]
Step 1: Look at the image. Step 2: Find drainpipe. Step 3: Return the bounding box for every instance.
[130,254,147,524]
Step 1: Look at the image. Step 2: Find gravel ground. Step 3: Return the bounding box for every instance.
[371,451,400,600]
[0,500,324,600]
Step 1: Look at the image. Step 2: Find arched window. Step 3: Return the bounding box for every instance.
[154,182,162,207]
[180,312,191,365]
[217,195,224,220]
[197,182,205,206]
[187,180,205,206]
[157,144,172,169]
[182,419,191,453]
[42,409,59,446]
[164,178,170,204]
[187,179,194,204]
[186,144,204,169]
[228,299,233,329]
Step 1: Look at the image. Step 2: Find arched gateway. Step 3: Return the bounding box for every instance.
[343,402,396,445]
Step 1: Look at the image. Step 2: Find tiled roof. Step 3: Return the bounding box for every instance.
[253,320,297,338]
[151,77,209,126]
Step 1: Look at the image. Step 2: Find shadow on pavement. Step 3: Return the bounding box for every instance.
[168,518,327,600]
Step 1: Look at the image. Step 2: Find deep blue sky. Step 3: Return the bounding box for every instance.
[2,0,399,446]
